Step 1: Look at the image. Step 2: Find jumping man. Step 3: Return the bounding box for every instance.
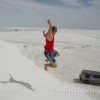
[43,20,60,71]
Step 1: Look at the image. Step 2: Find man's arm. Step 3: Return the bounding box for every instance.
[43,30,46,37]
[47,20,52,35]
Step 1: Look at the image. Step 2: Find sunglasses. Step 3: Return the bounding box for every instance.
[54,30,57,32]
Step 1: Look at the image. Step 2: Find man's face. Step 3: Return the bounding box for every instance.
[52,29,57,35]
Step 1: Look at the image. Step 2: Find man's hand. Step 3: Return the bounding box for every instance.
[47,20,52,26]
[47,19,52,38]
[43,30,46,37]
[43,30,45,34]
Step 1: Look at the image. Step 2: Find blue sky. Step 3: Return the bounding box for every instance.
[0,0,100,30]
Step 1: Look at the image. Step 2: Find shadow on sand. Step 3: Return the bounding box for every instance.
[0,74,34,92]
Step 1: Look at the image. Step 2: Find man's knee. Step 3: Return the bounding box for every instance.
[55,53,60,57]
[57,53,60,56]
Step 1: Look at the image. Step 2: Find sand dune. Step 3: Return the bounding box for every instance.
[0,28,100,100]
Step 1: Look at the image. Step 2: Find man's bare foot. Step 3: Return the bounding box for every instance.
[44,66,48,71]
[44,64,48,71]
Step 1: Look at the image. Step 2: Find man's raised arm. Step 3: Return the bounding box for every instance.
[47,20,52,35]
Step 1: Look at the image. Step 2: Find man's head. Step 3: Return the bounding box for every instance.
[52,26,57,34]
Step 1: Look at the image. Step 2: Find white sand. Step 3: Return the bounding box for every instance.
[0,28,100,100]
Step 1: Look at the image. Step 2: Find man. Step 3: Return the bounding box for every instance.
[43,20,60,71]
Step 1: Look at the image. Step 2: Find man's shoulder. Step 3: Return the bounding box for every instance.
[46,33,53,37]
[46,33,53,41]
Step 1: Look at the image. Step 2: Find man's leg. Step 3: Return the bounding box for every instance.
[45,50,60,63]
[55,53,60,57]
[45,59,49,63]
[44,52,57,71]
[53,50,60,57]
